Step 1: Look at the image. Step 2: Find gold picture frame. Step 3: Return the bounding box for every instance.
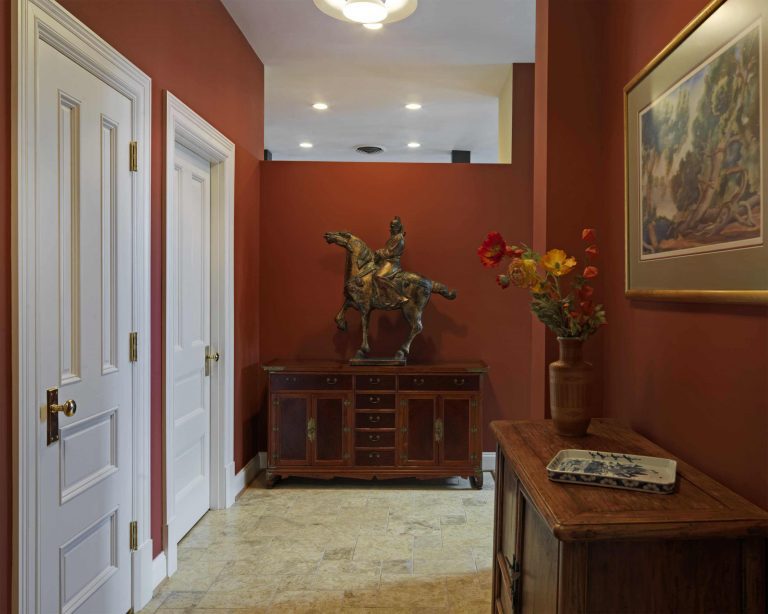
[624,0,768,303]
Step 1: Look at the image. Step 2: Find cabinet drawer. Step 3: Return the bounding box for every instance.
[356,450,395,466]
[355,393,396,409]
[355,430,396,448]
[355,374,396,391]
[270,373,352,391]
[355,412,396,428]
[398,374,480,391]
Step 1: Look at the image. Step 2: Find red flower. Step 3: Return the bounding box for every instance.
[578,285,594,300]
[582,228,596,242]
[583,265,598,279]
[477,232,508,267]
[579,301,594,316]
[505,246,524,258]
[585,244,599,258]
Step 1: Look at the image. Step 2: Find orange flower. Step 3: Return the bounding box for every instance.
[582,228,596,242]
[540,249,577,277]
[583,265,598,279]
[585,244,599,258]
[477,232,507,268]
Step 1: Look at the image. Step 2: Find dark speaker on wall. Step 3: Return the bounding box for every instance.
[451,150,471,163]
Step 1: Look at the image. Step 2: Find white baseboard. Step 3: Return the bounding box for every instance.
[131,538,153,611]
[258,451,267,469]
[482,451,496,472]
[226,454,260,503]
[152,551,167,591]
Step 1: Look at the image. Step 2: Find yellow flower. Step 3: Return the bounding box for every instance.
[540,249,576,277]
[508,258,542,289]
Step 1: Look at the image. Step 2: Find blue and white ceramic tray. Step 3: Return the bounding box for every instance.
[546,449,677,494]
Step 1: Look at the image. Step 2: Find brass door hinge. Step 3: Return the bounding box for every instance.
[129,141,138,172]
[470,398,478,409]
[128,332,138,362]
[307,417,317,442]
[129,520,138,551]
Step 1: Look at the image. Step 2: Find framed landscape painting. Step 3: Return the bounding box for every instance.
[625,0,768,302]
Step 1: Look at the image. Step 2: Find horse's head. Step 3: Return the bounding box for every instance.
[324,231,352,249]
[324,231,374,271]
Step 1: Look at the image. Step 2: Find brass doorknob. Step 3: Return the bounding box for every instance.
[52,398,77,417]
[206,351,220,362]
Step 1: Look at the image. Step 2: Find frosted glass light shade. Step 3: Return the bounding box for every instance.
[342,0,388,23]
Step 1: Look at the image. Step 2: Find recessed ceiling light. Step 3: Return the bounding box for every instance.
[300,142,314,149]
[363,22,383,30]
[407,142,421,148]
[405,103,422,110]
[312,102,329,110]
[342,0,388,24]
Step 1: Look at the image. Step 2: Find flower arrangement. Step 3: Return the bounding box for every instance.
[477,228,606,339]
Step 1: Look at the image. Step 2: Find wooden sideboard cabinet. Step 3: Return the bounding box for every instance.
[491,419,768,614]
[264,360,487,488]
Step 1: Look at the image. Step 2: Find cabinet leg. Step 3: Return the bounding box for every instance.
[470,470,484,490]
[265,471,280,489]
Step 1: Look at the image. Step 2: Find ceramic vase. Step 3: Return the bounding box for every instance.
[549,337,592,436]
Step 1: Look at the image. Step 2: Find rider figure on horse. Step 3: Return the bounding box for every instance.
[356,216,409,307]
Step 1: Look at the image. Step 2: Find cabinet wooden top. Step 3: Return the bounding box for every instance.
[491,419,768,542]
[263,360,489,374]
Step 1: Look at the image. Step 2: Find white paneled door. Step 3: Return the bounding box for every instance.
[170,143,212,540]
[37,39,134,614]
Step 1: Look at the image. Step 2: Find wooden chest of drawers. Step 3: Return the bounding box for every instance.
[263,360,488,488]
[491,419,768,613]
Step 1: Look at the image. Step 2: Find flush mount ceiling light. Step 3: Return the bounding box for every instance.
[405,103,422,110]
[314,0,417,26]
[300,142,314,148]
[312,102,329,110]
[363,22,383,30]
[407,142,421,148]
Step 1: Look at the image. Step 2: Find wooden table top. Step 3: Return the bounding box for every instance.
[263,359,489,373]
[491,419,768,542]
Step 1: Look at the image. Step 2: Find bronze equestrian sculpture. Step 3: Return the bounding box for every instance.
[324,217,457,362]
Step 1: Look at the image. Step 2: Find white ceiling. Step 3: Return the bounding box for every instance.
[222,0,536,163]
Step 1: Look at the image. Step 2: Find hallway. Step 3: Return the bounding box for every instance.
[144,474,495,613]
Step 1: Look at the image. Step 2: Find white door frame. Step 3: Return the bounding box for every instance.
[163,92,235,577]
[12,0,153,611]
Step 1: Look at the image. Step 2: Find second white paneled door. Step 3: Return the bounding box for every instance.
[170,143,212,541]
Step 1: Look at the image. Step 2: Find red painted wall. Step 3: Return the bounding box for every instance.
[597,0,768,509]
[259,71,534,451]
[535,0,768,509]
[0,0,263,578]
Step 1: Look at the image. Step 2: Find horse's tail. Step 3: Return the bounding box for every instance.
[432,281,457,300]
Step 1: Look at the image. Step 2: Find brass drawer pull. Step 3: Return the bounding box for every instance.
[368,415,381,423]
[453,377,465,386]
[368,452,380,459]
[368,434,381,442]
[413,377,425,386]
[369,376,381,384]
[326,376,338,385]
[369,395,380,404]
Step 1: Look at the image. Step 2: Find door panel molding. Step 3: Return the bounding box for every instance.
[13,0,152,610]
[163,91,235,579]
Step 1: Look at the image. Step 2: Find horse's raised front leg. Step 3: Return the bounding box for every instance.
[396,302,423,361]
[335,299,351,331]
[354,309,371,359]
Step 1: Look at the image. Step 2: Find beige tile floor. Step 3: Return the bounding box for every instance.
[143,472,495,613]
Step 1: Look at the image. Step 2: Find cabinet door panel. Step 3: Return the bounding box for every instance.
[400,396,438,465]
[314,395,348,464]
[273,395,310,465]
[441,396,474,464]
[520,495,559,614]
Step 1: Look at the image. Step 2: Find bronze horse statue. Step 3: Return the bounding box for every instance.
[324,228,456,361]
